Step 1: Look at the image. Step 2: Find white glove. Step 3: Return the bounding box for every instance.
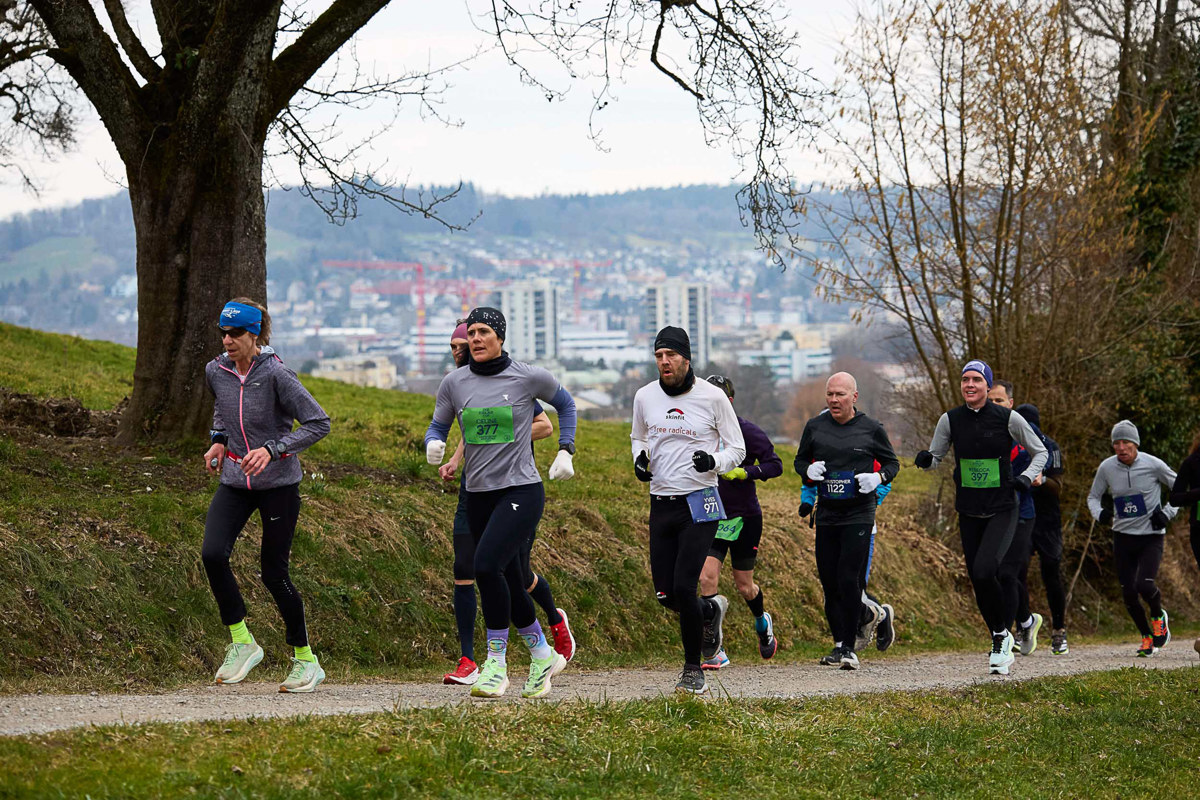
[1164,503,1179,519]
[548,449,575,481]
[426,440,446,466]
[806,461,827,481]
[856,472,883,494]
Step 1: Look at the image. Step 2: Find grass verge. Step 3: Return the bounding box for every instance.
[1,667,1198,798]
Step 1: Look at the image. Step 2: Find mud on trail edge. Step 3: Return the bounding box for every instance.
[2,642,1197,737]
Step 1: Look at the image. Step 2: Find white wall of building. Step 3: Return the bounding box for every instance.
[644,280,711,368]
[500,279,559,362]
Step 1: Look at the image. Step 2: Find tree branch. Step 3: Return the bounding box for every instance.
[100,0,161,83]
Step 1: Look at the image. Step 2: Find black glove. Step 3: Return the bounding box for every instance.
[914,450,933,469]
[1099,507,1114,525]
[1150,507,1170,530]
[798,502,813,519]
[1013,474,1032,491]
[692,450,716,473]
[634,450,652,482]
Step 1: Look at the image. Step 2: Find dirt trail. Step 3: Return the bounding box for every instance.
[3,642,1197,737]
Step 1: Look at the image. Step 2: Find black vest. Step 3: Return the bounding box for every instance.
[946,401,1017,516]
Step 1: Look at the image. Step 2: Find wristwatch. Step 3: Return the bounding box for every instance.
[559,443,576,455]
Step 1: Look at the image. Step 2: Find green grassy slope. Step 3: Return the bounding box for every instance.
[0,236,112,287]
[0,322,1193,692]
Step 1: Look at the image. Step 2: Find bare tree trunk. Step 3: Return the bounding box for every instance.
[118,137,267,443]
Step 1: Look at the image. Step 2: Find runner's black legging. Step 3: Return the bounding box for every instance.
[1190,524,1200,573]
[815,523,875,649]
[1112,532,1164,637]
[465,482,545,631]
[959,507,1018,634]
[1020,527,1066,630]
[1000,516,1035,630]
[201,482,307,646]
[649,496,719,668]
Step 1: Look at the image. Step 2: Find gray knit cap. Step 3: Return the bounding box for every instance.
[1111,419,1140,446]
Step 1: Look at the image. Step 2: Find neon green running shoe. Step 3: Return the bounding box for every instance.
[470,657,509,698]
[521,652,567,698]
[279,655,326,693]
[214,638,263,684]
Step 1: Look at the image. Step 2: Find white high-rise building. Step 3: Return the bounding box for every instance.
[645,280,711,368]
[499,279,560,362]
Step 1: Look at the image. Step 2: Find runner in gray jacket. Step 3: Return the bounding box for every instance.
[201,299,331,692]
[1087,419,1178,656]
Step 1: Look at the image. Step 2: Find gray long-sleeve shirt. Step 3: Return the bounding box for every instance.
[207,347,331,490]
[1088,452,1178,535]
[924,405,1048,481]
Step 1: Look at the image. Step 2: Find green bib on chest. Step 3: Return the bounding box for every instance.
[461,406,515,444]
[960,458,1000,488]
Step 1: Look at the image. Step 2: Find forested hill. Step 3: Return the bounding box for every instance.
[0,183,840,277]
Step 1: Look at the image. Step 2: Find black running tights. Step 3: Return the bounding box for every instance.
[202,482,308,646]
[649,497,719,668]
[465,483,545,632]
[815,523,874,649]
[959,508,1017,634]
[1112,532,1164,637]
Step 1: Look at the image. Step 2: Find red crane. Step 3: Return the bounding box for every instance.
[489,258,614,321]
[323,260,447,370]
[713,289,753,326]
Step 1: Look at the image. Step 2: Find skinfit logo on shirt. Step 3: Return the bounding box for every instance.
[665,408,685,420]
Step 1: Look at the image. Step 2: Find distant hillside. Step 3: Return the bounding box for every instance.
[0,183,843,287]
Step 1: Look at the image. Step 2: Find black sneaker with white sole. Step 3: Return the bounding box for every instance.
[701,595,729,659]
[840,650,860,670]
[819,647,843,666]
[876,604,896,651]
[675,665,708,695]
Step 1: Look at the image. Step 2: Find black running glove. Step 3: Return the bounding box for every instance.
[798,502,813,519]
[1150,507,1170,530]
[914,450,934,469]
[634,450,653,482]
[692,450,716,473]
[1099,507,1114,525]
[1013,474,1032,491]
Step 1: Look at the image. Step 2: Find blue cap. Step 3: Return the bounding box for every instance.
[219,302,262,336]
[962,359,993,388]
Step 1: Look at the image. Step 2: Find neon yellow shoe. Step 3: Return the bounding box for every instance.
[521,652,567,698]
[470,657,509,698]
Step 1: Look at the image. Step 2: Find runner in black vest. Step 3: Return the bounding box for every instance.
[915,360,1046,675]
[1168,427,1200,655]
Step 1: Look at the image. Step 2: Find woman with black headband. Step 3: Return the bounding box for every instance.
[202,298,331,692]
[424,307,579,698]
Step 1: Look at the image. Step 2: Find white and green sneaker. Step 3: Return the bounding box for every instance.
[470,657,510,698]
[279,656,325,693]
[215,638,264,684]
[521,652,567,698]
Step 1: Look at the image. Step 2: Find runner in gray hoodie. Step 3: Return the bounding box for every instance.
[1087,420,1178,656]
[201,299,331,691]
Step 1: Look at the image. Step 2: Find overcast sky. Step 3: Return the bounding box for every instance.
[0,1,850,218]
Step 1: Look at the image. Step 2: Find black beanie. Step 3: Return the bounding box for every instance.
[1015,403,1040,428]
[654,326,691,361]
[466,306,506,342]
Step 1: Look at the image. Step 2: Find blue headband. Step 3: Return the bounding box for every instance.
[962,359,993,388]
[219,302,262,336]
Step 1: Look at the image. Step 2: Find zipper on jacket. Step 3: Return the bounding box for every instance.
[218,358,258,490]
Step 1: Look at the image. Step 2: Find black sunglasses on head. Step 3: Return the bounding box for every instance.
[219,326,248,338]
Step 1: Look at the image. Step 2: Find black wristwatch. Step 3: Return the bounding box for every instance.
[264,440,285,461]
[559,443,576,455]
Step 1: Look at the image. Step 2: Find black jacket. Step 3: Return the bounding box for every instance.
[794,410,899,526]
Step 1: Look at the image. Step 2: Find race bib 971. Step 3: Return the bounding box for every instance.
[686,487,726,524]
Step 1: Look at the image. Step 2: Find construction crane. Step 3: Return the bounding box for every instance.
[355,278,500,318]
[322,260,447,371]
[713,289,753,327]
[489,258,615,321]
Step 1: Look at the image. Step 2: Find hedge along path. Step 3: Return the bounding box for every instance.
[3,642,1197,737]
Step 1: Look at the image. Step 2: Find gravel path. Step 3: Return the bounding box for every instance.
[3,642,1198,737]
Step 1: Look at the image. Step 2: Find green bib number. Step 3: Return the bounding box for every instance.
[960,458,1001,489]
[715,517,744,542]
[461,406,515,445]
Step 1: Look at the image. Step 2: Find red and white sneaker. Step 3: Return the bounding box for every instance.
[443,656,479,685]
[550,608,577,662]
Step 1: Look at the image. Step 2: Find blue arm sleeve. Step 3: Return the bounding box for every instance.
[801,484,817,505]
[424,419,452,445]
[876,482,893,506]
[548,385,577,446]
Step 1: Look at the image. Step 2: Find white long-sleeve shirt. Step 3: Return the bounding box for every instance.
[630,378,746,496]
[1088,452,1178,535]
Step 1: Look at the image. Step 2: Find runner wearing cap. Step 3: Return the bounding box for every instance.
[1088,420,1178,657]
[696,374,783,669]
[631,327,746,694]
[914,359,1047,675]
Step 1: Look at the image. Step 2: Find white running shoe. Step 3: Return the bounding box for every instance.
[989,632,1015,675]
[215,639,264,684]
[840,650,860,670]
[279,656,326,693]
